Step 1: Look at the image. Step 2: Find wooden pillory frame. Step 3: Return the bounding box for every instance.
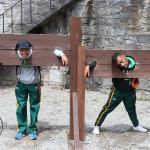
[0,17,150,146]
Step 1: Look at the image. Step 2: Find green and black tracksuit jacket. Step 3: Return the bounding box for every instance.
[90,56,139,127]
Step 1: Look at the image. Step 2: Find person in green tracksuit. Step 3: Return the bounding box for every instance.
[15,40,68,140]
[84,52,147,134]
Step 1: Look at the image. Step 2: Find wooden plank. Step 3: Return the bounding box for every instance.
[77,46,85,141]
[86,49,150,78]
[73,92,84,150]
[0,34,70,66]
[0,34,70,50]
[91,65,150,78]
[70,16,82,140]
[0,49,70,66]
[86,50,150,65]
[73,92,80,149]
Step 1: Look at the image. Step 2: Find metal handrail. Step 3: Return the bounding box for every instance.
[0,0,74,33]
[0,117,3,135]
[0,0,21,17]
[0,0,22,33]
[0,0,52,33]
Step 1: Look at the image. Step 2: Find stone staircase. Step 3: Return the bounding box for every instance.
[0,0,75,33]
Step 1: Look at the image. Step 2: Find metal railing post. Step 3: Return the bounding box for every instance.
[49,0,51,11]
[3,14,4,33]
[11,7,13,33]
[30,0,32,23]
[20,0,23,31]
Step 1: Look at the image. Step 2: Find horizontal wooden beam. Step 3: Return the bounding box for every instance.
[0,34,70,50]
[0,49,70,66]
[86,49,150,78]
[91,65,150,78]
[86,50,150,65]
[0,34,70,66]
[0,34,150,78]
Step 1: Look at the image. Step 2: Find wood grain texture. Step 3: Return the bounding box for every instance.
[0,34,70,66]
[86,50,150,78]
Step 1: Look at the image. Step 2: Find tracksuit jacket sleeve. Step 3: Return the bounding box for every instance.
[88,60,97,69]
[54,49,65,57]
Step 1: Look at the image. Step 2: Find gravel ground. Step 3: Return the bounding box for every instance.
[0,85,150,150]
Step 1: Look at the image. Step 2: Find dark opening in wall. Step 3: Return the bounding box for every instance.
[29,26,44,34]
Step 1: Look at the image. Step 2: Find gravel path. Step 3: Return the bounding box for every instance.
[0,85,150,150]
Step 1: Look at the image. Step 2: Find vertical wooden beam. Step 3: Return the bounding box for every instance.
[70,16,82,140]
[77,46,85,141]
[73,92,81,149]
[73,92,85,149]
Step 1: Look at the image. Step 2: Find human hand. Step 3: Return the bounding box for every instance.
[61,55,68,65]
[84,65,90,78]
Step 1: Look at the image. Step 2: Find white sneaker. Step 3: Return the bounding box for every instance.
[93,126,100,135]
[133,125,147,132]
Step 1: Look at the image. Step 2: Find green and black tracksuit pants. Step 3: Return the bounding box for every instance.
[15,81,41,134]
[94,86,139,127]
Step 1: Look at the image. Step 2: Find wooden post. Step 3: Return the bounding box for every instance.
[73,92,84,150]
[73,92,80,144]
[70,47,86,141]
[70,17,83,140]
[77,46,85,141]
[73,91,85,150]
[72,46,85,142]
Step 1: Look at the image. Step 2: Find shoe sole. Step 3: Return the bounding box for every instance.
[93,131,100,135]
[15,135,25,140]
[29,135,38,140]
[30,137,37,140]
[133,128,147,132]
